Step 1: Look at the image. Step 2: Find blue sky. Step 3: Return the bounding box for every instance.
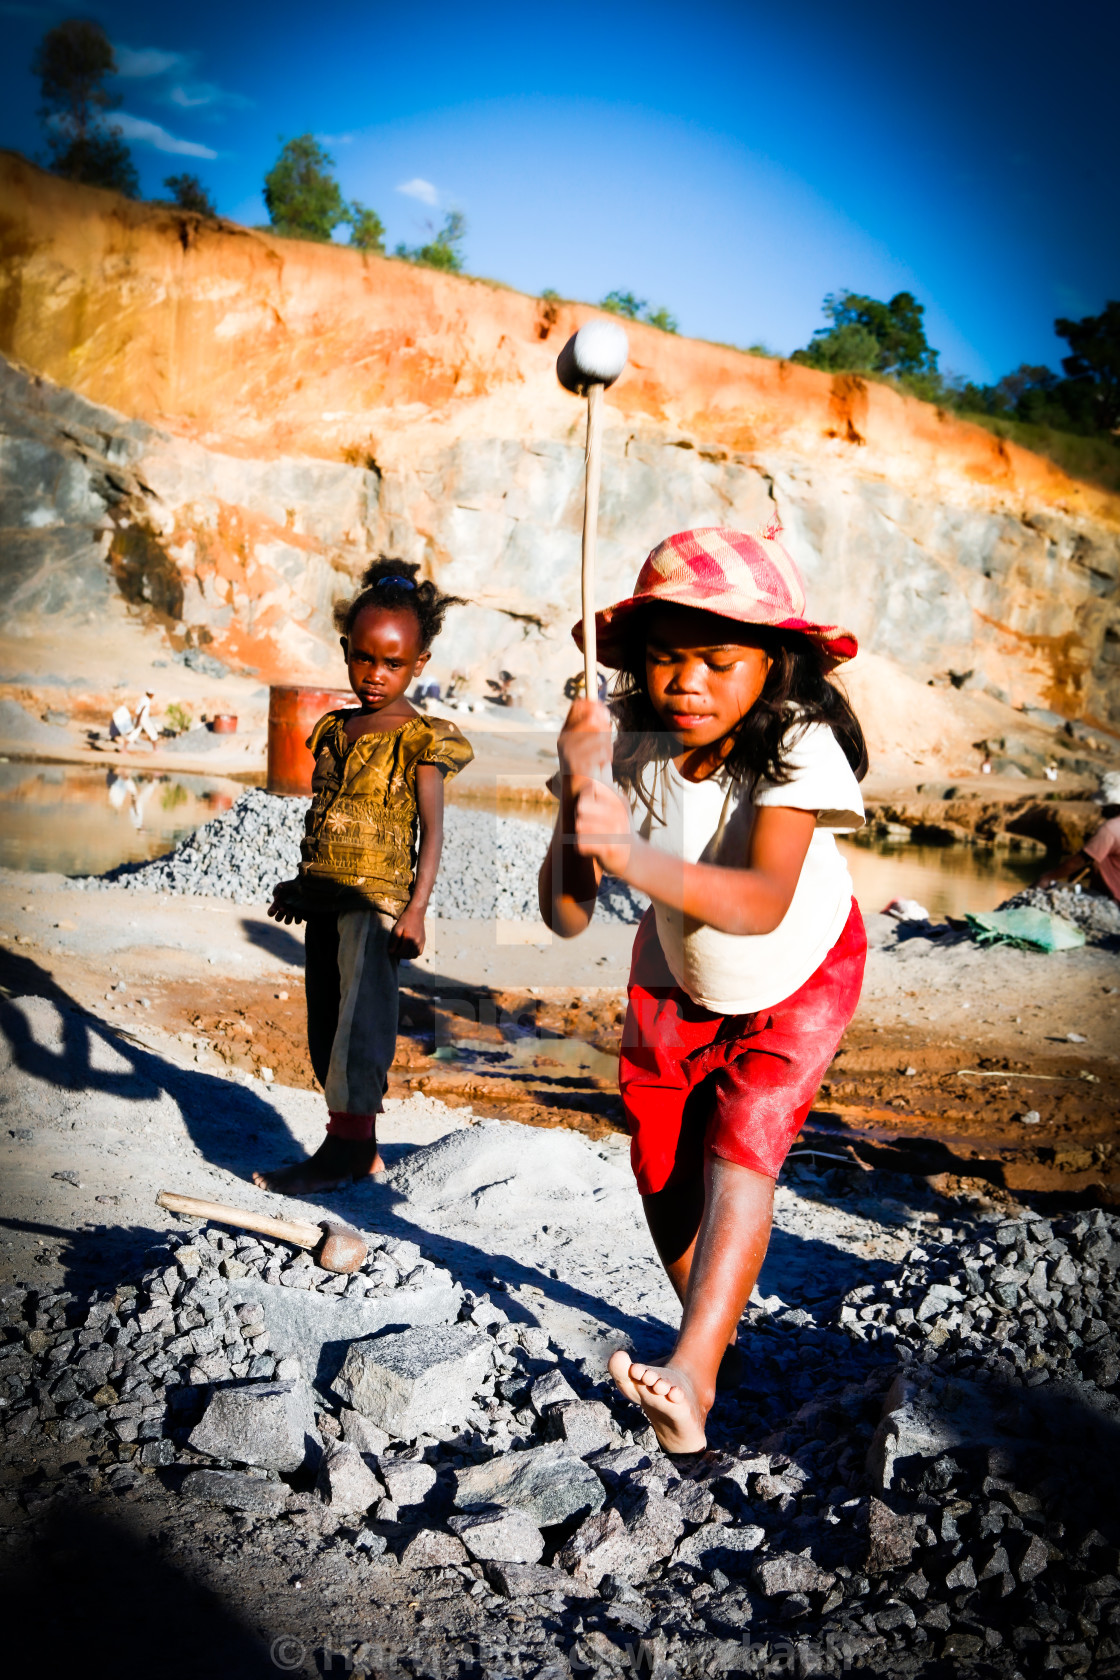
[2,0,1116,383]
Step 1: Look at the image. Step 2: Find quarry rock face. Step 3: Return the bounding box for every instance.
[1,150,1118,721]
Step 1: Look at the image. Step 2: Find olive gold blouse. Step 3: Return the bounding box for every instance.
[298,710,474,916]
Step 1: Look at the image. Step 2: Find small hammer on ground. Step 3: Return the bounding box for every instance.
[155,1189,368,1274]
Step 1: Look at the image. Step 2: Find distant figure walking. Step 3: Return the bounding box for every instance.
[254,560,472,1195]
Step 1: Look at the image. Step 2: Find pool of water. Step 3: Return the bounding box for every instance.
[837,834,1039,921]
[0,761,251,878]
[0,760,1042,917]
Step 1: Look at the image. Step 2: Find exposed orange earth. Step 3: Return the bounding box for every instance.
[0,150,1111,512]
[2,148,1118,755]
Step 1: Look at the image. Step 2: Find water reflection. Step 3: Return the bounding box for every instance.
[0,761,243,877]
[838,833,1039,921]
[0,761,1042,919]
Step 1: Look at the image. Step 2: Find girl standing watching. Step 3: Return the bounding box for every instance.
[256,559,472,1195]
[539,526,868,1455]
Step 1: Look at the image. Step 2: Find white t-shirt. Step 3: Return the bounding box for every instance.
[626,721,864,1014]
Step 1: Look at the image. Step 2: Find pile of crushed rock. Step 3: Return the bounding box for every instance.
[997,882,1120,946]
[4,1204,1119,1676]
[69,790,646,924]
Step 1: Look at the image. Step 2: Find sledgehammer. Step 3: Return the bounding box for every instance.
[155,1189,368,1274]
[556,319,629,701]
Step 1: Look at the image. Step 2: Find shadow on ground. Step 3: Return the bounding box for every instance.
[0,1502,276,1678]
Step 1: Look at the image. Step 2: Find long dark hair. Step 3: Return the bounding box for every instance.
[610,610,868,805]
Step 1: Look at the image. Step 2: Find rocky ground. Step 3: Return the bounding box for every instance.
[1,806,1119,1676]
[3,1099,1120,1680]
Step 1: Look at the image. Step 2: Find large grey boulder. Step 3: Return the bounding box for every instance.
[181,1468,290,1516]
[400,1528,469,1570]
[453,1440,605,1528]
[619,1487,684,1561]
[546,1398,618,1458]
[188,1378,321,1473]
[530,1369,578,1413]
[339,1409,391,1455]
[332,1323,493,1439]
[673,1522,765,1573]
[485,1561,597,1600]
[866,1370,1012,1491]
[228,1275,462,1393]
[315,1440,384,1514]
[379,1452,438,1510]
[559,1506,646,1586]
[866,1496,923,1573]
[448,1505,544,1564]
[754,1553,838,1597]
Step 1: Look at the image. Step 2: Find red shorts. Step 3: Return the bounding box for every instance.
[619,900,867,1194]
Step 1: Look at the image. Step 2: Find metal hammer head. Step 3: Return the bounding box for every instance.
[315,1221,368,1275]
[556,320,629,396]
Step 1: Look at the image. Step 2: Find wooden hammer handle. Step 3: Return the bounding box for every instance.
[156,1189,321,1250]
[581,380,604,703]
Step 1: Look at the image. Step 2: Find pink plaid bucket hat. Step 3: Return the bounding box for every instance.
[573,524,858,668]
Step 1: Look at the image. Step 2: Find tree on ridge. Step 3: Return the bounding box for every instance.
[264,135,348,241]
[264,135,385,252]
[600,291,678,332]
[396,211,467,272]
[33,17,138,197]
[793,291,938,380]
[164,174,216,216]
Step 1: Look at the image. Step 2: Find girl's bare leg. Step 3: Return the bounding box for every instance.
[609,1156,774,1453]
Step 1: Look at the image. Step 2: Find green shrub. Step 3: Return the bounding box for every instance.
[396,211,466,272]
[164,702,192,736]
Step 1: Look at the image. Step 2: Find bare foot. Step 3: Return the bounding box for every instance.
[608,1349,708,1454]
[252,1137,384,1195]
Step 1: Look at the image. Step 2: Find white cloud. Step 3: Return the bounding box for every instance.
[396,177,439,207]
[113,113,218,159]
[115,45,186,79]
[169,81,253,112]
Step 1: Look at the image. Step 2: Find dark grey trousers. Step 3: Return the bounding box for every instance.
[304,908,399,1117]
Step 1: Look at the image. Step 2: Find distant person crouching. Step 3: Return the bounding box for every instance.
[1036,808,1120,904]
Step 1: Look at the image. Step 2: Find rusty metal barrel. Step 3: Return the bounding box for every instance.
[266,684,356,796]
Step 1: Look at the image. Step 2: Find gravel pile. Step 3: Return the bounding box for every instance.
[72,790,646,924]
[73,789,305,904]
[5,1201,1119,1675]
[997,882,1120,945]
[0,1226,462,1461]
[837,1209,1120,1385]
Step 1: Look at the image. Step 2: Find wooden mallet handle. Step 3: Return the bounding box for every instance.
[581,381,604,701]
[156,1189,322,1251]
[555,321,628,708]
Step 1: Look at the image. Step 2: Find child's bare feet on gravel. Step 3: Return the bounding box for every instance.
[252,1137,384,1195]
[608,1349,708,1454]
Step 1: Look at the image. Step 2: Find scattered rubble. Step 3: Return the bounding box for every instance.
[4,1198,1120,1675]
[998,882,1120,946]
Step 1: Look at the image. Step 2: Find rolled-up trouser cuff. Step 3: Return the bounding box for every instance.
[325,1110,377,1140]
